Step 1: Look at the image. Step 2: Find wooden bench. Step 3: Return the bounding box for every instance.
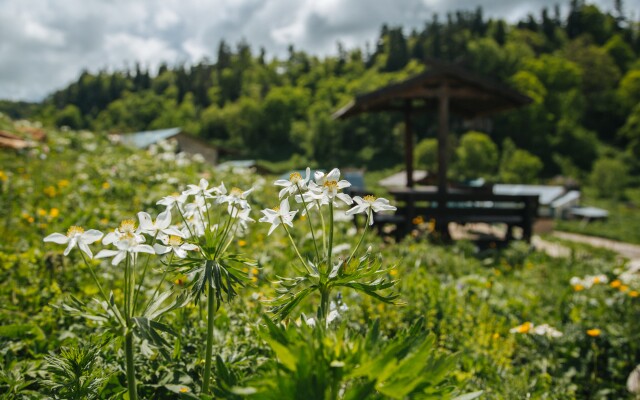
[382,188,539,242]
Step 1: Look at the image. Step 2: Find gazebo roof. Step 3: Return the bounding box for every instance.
[333,60,532,120]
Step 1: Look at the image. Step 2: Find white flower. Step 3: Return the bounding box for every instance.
[532,324,563,338]
[44,226,103,258]
[95,237,155,266]
[259,198,297,235]
[219,186,253,209]
[153,235,199,258]
[309,168,353,206]
[183,178,219,198]
[157,193,188,210]
[346,195,397,225]
[628,364,640,394]
[294,190,327,216]
[137,210,180,236]
[102,219,143,246]
[274,168,311,199]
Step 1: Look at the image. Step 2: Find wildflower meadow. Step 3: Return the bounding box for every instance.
[1,115,640,399]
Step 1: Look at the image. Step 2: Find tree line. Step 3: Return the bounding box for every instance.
[5,0,640,187]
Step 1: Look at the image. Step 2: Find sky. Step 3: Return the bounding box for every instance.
[0,0,621,102]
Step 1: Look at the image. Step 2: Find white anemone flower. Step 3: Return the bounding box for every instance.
[259,198,298,235]
[95,234,155,266]
[294,189,327,216]
[346,195,397,225]
[137,210,181,236]
[219,186,254,209]
[274,167,311,199]
[532,324,563,338]
[310,168,353,206]
[183,178,219,198]
[156,193,188,210]
[44,226,103,258]
[153,235,199,258]
[102,219,144,246]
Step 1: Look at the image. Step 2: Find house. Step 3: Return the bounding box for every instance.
[117,127,219,164]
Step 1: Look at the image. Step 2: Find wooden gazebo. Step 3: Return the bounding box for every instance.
[333,60,537,240]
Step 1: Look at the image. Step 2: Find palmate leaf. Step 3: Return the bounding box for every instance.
[131,317,177,360]
[142,289,190,320]
[188,258,252,308]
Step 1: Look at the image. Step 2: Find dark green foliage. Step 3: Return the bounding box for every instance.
[4,1,640,180]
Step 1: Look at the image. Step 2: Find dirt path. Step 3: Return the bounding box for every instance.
[534,231,640,269]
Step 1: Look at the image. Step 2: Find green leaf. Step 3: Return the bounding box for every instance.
[453,391,484,400]
[263,337,298,372]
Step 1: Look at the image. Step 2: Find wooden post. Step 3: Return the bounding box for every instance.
[436,83,451,240]
[437,83,449,195]
[404,101,414,188]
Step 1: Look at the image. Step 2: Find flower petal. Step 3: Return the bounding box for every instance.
[43,233,69,244]
[81,229,104,244]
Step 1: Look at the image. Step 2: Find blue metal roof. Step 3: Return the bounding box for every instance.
[120,127,181,149]
[493,184,565,205]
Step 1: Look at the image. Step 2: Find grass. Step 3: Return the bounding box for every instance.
[556,187,640,245]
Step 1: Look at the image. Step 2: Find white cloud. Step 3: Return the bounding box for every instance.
[0,0,619,101]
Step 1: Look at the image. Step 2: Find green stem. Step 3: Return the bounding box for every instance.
[133,232,158,313]
[282,222,312,274]
[347,208,372,264]
[79,252,125,326]
[297,185,320,262]
[124,254,138,400]
[202,280,216,394]
[320,286,330,323]
[317,200,327,253]
[124,330,138,400]
[327,203,334,276]
[144,252,174,313]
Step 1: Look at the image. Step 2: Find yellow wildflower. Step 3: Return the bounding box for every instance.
[0,171,7,182]
[57,179,70,188]
[514,322,532,334]
[492,333,500,340]
[50,208,59,218]
[389,268,398,276]
[43,186,57,197]
[586,329,601,337]
[102,182,110,189]
[629,290,639,298]
[238,239,247,247]
[610,280,622,288]
[37,208,47,217]
[412,216,424,225]
[620,285,630,293]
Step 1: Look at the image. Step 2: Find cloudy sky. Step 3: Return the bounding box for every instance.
[0,0,619,102]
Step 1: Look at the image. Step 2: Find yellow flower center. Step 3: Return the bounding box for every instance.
[593,277,601,284]
[323,180,338,190]
[119,219,137,233]
[586,329,601,337]
[573,284,584,291]
[517,322,532,334]
[363,195,377,203]
[179,387,189,393]
[272,206,280,212]
[168,235,183,246]
[289,172,302,183]
[67,226,85,237]
[230,187,243,197]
